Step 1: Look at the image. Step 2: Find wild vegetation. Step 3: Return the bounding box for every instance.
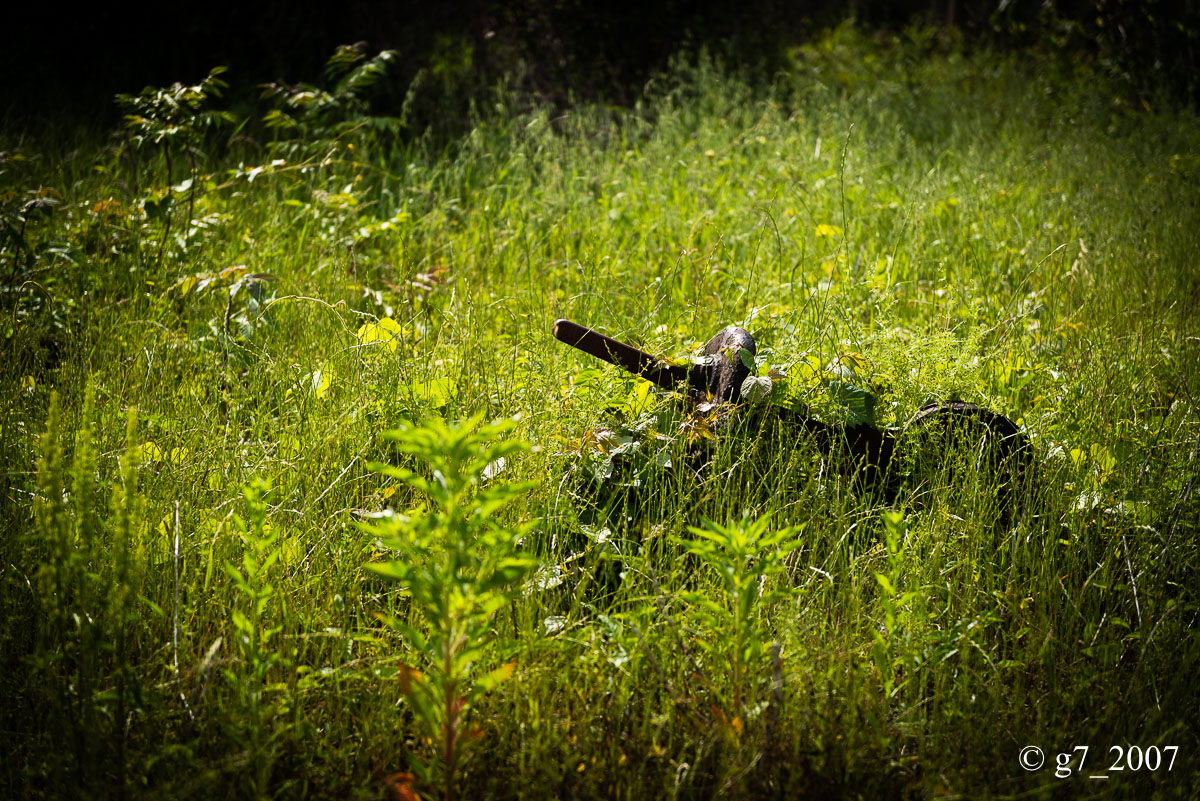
[2,25,1198,800]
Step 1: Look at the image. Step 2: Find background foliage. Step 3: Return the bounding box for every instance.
[6,1,1199,126]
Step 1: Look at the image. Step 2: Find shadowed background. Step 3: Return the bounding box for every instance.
[6,0,1198,127]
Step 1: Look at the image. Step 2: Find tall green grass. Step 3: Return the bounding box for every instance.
[2,25,1198,799]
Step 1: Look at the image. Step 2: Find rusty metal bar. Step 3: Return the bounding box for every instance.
[553,318,693,392]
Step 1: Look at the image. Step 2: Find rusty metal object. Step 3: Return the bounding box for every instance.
[907,400,1026,446]
[900,400,1033,522]
[553,318,1033,519]
[702,326,756,403]
[902,400,1032,483]
[553,318,757,402]
[552,319,694,392]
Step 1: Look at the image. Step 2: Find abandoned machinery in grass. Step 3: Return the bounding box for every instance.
[552,318,1034,523]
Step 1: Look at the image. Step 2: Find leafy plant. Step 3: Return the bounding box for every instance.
[116,67,234,264]
[364,415,538,801]
[223,477,289,798]
[168,264,279,352]
[674,514,802,738]
[827,380,878,428]
[870,509,922,699]
[23,390,147,796]
[260,45,401,143]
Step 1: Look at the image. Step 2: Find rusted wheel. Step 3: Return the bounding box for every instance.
[898,402,1033,526]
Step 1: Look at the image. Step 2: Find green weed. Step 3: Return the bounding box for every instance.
[365,415,538,800]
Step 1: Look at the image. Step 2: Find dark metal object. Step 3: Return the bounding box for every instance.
[552,319,693,392]
[703,326,756,403]
[552,318,757,403]
[553,319,1033,518]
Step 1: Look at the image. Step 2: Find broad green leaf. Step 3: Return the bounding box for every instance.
[405,376,454,408]
[356,317,403,353]
[827,380,877,428]
[366,561,411,582]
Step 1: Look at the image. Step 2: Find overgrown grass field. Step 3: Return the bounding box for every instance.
[2,27,1198,799]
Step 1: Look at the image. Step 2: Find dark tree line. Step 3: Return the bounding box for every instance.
[4,1,1198,126]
